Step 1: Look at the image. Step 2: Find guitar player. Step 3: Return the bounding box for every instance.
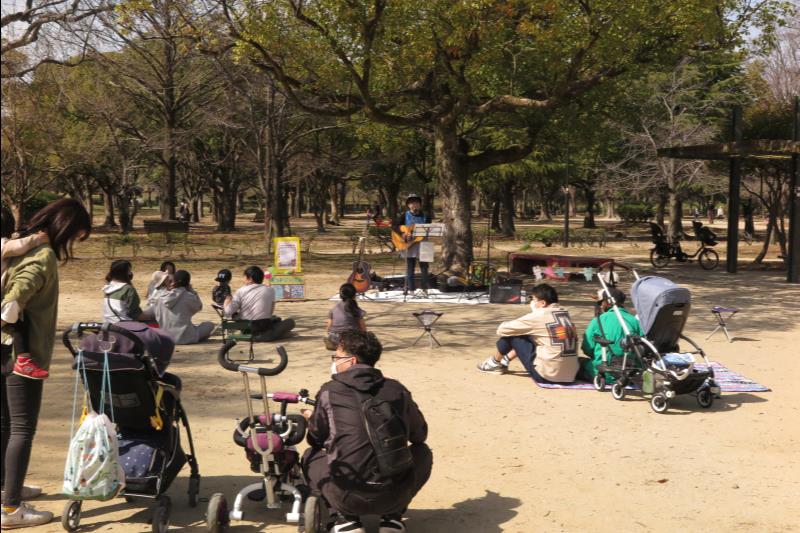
[392,193,432,295]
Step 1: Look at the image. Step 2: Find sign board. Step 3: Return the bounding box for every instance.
[273,237,302,273]
[272,274,305,300]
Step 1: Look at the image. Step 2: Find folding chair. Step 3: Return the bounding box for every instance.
[412,310,443,348]
[707,306,739,342]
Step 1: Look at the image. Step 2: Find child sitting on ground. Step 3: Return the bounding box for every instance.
[324,283,367,350]
[212,268,232,306]
[1,207,50,379]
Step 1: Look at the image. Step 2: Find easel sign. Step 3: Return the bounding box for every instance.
[274,237,302,274]
[272,274,306,300]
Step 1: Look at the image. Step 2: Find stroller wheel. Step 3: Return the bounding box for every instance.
[697,389,714,408]
[303,495,329,533]
[593,374,606,392]
[61,500,82,531]
[206,493,229,533]
[611,382,626,400]
[651,394,669,413]
[152,496,171,533]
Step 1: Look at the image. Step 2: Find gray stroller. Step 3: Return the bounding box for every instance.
[592,265,721,413]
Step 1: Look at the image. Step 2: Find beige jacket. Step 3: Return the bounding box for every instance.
[497,303,579,382]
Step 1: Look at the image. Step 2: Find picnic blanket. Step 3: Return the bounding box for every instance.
[533,362,769,392]
[330,289,492,305]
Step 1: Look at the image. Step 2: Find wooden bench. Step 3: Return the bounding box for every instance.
[143,219,189,234]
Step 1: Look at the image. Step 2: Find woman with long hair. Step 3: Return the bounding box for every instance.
[324,283,367,350]
[1,198,91,529]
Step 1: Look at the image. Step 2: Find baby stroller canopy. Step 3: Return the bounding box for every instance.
[631,276,691,335]
[78,321,175,376]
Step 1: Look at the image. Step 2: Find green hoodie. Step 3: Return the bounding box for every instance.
[1,244,59,371]
[580,307,643,381]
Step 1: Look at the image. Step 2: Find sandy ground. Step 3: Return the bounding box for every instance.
[11,215,800,532]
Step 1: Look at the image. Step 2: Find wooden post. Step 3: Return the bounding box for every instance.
[788,96,800,283]
[726,107,743,274]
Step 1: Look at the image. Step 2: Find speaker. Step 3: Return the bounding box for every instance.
[489,284,523,304]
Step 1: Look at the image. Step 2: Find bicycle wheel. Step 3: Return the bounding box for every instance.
[650,249,670,268]
[699,248,719,270]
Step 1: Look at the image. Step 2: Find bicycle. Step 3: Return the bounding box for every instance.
[649,221,720,270]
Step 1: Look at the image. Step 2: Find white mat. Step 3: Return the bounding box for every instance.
[329,289,492,305]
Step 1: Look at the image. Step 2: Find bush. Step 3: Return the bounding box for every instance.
[617,203,654,222]
[517,228,563,247]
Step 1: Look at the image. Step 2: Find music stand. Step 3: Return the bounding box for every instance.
[412,310,443,348]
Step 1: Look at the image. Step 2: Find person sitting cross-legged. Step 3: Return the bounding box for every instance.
[477,283,579,383]
[302,331,432,533]
[580,287,643,382]
[223,265,295,341]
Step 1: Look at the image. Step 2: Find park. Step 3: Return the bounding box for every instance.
[1,1,799,532]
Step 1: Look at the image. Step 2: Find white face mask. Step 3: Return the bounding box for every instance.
[330,361,339,375]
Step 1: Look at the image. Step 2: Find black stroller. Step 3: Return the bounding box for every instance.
[61,322,200,532]
[592,266,721,413]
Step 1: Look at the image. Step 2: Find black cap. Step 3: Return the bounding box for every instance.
[215,268,232,283]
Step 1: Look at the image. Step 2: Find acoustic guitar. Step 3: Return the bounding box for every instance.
[347,216,372,293]
[391,225,425,251]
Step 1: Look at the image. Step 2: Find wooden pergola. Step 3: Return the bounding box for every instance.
[657,100,800,283]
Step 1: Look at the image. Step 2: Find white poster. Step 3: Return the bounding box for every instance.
[419,241,435,263]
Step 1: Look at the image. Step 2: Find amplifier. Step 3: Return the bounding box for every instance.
[490,283,523,304]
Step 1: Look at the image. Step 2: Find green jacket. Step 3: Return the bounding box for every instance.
[580,307,643,380]
[1,244,59,370]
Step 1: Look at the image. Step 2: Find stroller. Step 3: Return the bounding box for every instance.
[591,265,721,413]
[61,322,200,532]
[206,340,326,533]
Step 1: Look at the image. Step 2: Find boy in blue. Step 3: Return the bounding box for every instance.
[392,194,432,295]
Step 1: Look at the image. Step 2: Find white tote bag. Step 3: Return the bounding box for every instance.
[63,351,125,501]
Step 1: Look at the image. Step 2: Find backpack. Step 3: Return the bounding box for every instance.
[63,351,125,501]
[354,388,414,479]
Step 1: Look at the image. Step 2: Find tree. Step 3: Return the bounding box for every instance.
[219,0,782,272]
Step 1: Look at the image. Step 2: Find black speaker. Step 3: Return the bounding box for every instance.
[490,284,523,304]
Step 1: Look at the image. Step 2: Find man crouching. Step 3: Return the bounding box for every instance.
[302,331,432,533]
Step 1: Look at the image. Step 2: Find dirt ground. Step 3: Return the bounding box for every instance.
[15,214,800,532]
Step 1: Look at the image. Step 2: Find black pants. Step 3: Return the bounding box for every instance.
[303,443,433,517]
[405,258,429,292]
[1,362,44,507]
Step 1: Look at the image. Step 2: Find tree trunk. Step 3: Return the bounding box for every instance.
[102,188,117,228]
[161,124,178,220]
[500,181,515,236]
[490,199,500,231]
[383,182,400,221]
[656,194,667,228]
[329,181,340,225]
[116,194,133,234]
[9,203,24,231]
[583,187,597,229]
[216,185,238,231]
[668,192,683,240]
[339,181,347,216]
[434,122,472,273]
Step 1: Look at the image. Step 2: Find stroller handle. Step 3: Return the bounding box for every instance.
[62,322,146,357]
[218,340,289,376]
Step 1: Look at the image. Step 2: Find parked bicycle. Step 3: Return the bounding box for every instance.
[649,220,719,270]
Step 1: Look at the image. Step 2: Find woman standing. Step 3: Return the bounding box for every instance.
[1,199,91,528]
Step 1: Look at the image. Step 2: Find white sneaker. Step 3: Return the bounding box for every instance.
[477,357,507,374]
[329,516,366,533]
[379,516,406,532]
[1,503,53,529]
[0,486,42,501]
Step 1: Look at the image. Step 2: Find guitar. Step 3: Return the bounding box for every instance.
[391,225,425,251]
[347,216,372,293]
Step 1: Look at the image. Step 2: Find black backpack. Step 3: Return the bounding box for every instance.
[354,387,414,479]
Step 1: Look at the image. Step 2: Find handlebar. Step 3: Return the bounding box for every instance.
[217,339,289,376]
[267,389,316,406]
[61,322,146,357]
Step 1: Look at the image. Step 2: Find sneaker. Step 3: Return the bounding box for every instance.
[1,503,53,529]
[379,515,406,532]
[12,356,48,380]
[477,356,507,374]
[329,515,365,533]
[0,486,43,501]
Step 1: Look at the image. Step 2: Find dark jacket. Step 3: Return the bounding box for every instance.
[307,364,427,485]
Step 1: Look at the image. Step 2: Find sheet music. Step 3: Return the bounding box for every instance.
[411,223,445,237]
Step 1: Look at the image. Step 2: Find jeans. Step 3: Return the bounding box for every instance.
[1,367,44,507]
[405,258,429,292]
[496,336,554,383]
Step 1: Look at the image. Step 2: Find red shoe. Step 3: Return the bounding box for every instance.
[13,355,49,379]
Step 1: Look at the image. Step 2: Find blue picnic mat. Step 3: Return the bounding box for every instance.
[534,363,769,392]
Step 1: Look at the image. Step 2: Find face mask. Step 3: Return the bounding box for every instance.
[330,361,339,375]
[530,300,538,312]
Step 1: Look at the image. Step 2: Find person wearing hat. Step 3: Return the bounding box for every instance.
[146,261,176,299]
[579,286,643,382]
[392,194,432,295]
[150,270,215,344]
[212,268,232,306]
